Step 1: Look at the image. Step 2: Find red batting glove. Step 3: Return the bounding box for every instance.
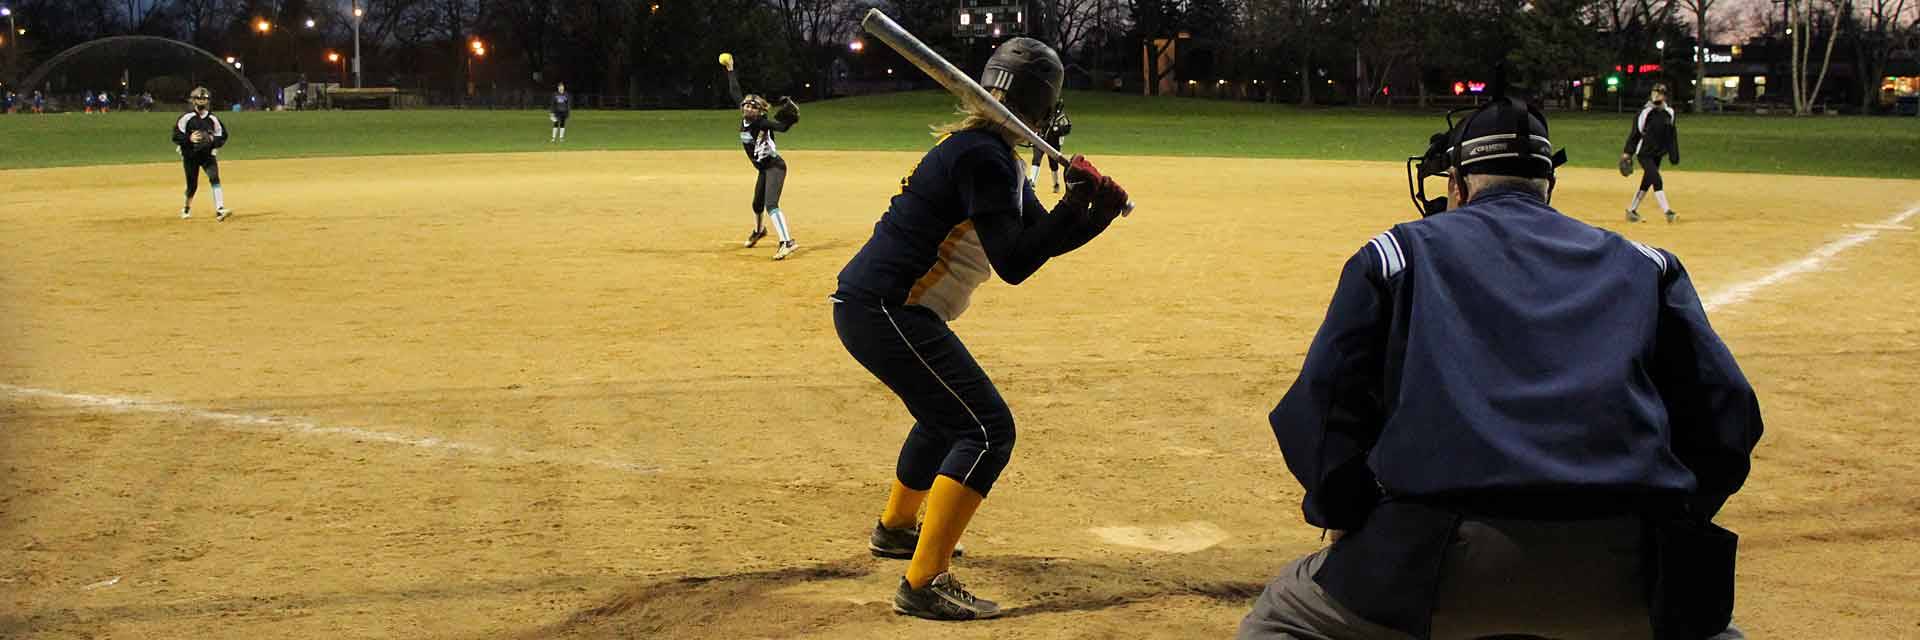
[1063,155,1104,198]
[1090,176,1129,221]
[1063,155,1129,222]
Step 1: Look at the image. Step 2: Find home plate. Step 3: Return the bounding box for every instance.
[1850,223,1912,231]
[1090,521,1230,553]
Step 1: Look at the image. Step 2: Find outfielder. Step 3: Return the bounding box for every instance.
[722,54,800,260]
[833,38,1131,621]
[1027,101,1071,193]
[1623,83,1681,223]
[172,87,231,221]
[549,82,570,143]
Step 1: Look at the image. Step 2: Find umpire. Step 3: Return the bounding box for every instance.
[1239,94,1763,639]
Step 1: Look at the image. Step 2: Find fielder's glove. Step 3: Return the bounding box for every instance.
[1618,154,1634,177]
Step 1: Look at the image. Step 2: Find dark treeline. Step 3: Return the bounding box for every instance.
[0,0,1912,111]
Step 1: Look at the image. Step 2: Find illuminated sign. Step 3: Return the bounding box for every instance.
[1613,64,1663,74]
[957,3,1024,37]
[1695,46,1734,63]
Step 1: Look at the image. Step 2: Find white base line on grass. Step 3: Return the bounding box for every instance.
[0,384,656,474]
[1702,204,1920,312]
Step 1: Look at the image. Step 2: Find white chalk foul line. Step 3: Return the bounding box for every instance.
[0,384,657,474]
[1702,203,1920,312]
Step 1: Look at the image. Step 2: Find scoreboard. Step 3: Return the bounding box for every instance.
[956,1,1027,39]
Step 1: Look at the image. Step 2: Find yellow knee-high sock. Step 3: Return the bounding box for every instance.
[880,479,927,530]
[905,476,983,588]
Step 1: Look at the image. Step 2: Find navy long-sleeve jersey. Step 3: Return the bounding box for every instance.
[1625,103,1680,163]
[551,91,570,115]
[834,129,1109,321]
[1271,186,1762,530]
[726,70,797,168]
[171,110,230,158]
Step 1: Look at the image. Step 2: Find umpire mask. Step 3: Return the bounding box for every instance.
[1408,86,1568,217]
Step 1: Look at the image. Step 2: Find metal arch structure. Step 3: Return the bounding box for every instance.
[21,35,259,98]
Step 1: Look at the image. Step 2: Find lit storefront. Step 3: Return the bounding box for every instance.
[1698,45,1772,106]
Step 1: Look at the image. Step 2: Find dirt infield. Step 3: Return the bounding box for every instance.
[2,150,1916,639]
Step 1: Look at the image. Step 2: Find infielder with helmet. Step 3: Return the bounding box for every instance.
[722,54,801,260]
[549,83,570,143]
[172,87,232,221]
[1239,85,1758,640]
[833,38,1131,621]
[1027,100,1071,193]
[1623,83,1682,223]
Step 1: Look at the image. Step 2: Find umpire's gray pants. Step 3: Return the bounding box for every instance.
[1237,516,1746,640]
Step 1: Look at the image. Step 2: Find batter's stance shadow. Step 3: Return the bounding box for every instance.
[968,552,1266,619]
[526,547,1272,637]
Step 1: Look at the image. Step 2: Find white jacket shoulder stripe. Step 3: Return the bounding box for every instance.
[1368,231,1407,278]
[1630,241,1668,274]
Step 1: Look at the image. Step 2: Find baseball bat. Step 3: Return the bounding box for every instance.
[860,9,1133,216]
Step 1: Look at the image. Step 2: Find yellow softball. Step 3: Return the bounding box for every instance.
[718,53,734,67]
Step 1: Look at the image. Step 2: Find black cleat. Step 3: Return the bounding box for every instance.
[893,572,1001,621]
[1626,209,1643,223]
[1666,210,1678,224]
[869,521,965,560]
[744,227,768,248]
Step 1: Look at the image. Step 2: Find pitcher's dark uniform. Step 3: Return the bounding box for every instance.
[172,108,230,219]
[728,74,796,214]
[1624,99,1681,222]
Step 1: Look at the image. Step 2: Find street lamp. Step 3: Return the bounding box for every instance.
[1655,39,1666,50]
[351,0,364,88]
[1,7,15,59]
[305,18,315,29]
[255,19,271,34]
[328,51,344,86]
[467,39,486,98]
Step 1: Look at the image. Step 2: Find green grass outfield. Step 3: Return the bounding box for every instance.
[2,90,1916,178]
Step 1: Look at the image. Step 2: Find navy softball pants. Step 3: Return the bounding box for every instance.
[834,299,1015,497]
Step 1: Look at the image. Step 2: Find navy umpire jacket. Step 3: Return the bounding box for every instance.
[1271,185,1763,531]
